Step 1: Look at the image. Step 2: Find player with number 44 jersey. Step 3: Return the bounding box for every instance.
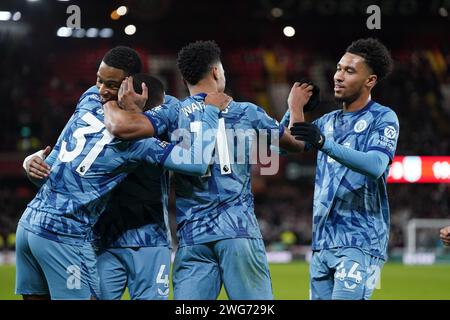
[285,38,399,300]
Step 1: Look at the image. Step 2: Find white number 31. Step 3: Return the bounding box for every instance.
[59,112,113,176]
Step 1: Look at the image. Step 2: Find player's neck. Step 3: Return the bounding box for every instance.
[189,79,218,96]
[342,92,371,113]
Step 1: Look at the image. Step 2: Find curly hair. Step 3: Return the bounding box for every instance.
[103,46,142,75]
[177,40,221,85]
[346,38,393,81]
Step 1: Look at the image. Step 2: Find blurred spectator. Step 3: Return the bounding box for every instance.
[0,40,449,252]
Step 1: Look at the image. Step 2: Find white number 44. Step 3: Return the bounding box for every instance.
[335,262,362,283]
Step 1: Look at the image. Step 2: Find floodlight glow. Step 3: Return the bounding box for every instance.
[283,26,295,37]
[124,24,136,35]
[86,28,99,38]
[117,6,128,16]
[0,11,11,21]
[12,12,21,21]
[271,7,283,18]
[73,28,86,38]
[57,27,72,37]
[110,10,120,20]
[99,28,114,38]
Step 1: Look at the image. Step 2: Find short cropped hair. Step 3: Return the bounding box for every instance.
[132,74,165,111]
[346,38,393,81]
[103,46,142,75]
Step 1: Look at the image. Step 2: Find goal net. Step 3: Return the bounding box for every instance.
[403,218,450,264]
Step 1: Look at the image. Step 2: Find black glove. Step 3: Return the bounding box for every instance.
[290,122,325,149]
[300,80,321,112]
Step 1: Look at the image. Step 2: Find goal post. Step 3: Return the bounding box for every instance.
[404,218,450,264]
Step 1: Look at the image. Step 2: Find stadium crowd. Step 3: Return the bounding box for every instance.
[0,41,449,253]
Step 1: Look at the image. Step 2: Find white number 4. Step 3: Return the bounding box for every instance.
[335,262,362,284]
[348,262,362,283]
[156,264,169,287]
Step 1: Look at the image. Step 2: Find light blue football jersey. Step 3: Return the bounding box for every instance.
[43,94,180,248]
[145,93,284,247]
[282,101,399,260]
[19,88,215,245]
[91,95,179,249]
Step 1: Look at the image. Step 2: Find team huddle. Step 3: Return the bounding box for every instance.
[15,38,399,300]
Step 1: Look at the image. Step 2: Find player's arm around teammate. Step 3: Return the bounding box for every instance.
[103,76,232,139]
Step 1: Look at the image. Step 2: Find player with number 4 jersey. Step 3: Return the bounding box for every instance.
[15,83,225,299]
[103,41,309,300]
[33,74,177,300]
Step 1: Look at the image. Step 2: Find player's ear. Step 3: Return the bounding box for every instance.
[366,74,377,89]
[212,66,219,81]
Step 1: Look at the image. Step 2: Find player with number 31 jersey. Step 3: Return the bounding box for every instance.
[15,86,221,299]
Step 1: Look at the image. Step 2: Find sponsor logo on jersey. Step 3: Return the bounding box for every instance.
[384,125,397,139]
[158,140,170,149]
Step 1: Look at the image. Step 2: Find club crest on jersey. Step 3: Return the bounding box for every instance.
[158,140,170,148]
[354,120,367,133]
[384,126,397,139]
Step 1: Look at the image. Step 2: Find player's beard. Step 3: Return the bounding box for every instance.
[334,88,362,106]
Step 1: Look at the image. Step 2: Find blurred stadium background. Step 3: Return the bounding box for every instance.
[0,0,449,299]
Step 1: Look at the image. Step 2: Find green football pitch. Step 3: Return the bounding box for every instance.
[1,262,449,300]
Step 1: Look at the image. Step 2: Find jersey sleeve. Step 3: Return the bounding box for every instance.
[143,102,181,136]
[133,105,219,176]
[366,110,400,162]
[246,102,285,138]
[164,94,179,105]
[280,110,290,127]
[129,138,175,167]
[45,148,58,167]
[321,139,391,179]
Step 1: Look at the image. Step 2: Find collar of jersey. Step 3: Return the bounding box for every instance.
[341,100,375,116]
[192,93,207,101]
